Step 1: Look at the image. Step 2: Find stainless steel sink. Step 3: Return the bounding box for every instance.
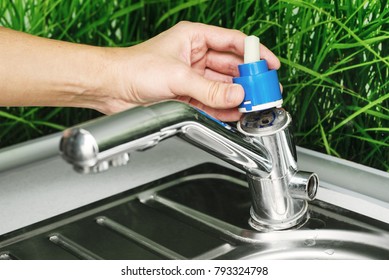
[1,163,388,260]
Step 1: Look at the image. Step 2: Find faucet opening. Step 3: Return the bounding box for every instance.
[307,173,319,200]
[289,171,319,201]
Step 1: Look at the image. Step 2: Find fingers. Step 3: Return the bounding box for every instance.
[203,68,233,83]
[178,22,280,70]
[203,50,242,77]
[136,21,281,120]
[202,46,279,77]
[184,22,246,55]
[171,67,244,109]
[260,43,281,69]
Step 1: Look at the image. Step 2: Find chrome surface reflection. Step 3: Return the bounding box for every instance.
[1,166,387,260]
[60,101,318,231]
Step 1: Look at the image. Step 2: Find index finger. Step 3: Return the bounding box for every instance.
[192,22,280,70]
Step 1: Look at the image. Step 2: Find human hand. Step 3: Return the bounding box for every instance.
[0,22,280,121]
[103,21,281,121]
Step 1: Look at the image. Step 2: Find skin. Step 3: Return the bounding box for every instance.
[0,21,280,121]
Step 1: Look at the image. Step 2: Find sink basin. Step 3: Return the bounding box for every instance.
[1,163,388,260]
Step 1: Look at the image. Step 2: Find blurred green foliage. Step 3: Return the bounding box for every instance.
[0,0,388,170]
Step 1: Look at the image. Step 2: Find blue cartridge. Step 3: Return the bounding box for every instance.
[233,35,282,113]
[233,59,282,113]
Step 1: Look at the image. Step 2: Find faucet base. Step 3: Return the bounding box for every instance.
[248,202,309,232]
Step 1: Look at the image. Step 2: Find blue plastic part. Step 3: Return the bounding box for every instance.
[233,59,282,112]
[196,109,232,130]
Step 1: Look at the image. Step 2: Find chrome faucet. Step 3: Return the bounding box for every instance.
[60,101,318,231]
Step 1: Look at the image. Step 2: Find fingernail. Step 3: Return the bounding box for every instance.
[227,84,244,105]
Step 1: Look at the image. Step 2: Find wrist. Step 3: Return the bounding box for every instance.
[65,46,123,114]
[84,46,138,115]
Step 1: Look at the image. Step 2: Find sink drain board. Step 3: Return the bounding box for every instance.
[0,164,243,260]
[2,163,388,260]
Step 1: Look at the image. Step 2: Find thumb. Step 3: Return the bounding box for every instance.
[172,71,245,109]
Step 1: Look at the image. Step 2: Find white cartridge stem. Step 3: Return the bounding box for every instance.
[244,35,260,64]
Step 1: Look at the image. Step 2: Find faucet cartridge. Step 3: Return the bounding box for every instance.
[233,35,283,113]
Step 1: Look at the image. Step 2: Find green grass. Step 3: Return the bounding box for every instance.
[0,0,388,171]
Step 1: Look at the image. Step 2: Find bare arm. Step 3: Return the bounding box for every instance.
[0,26,116,110]
[0,22,280,121]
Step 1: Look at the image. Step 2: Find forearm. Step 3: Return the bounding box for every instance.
[0,22,279,121]
[0,27,116,111]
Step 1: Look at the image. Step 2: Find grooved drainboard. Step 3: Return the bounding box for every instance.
[0,163,388,260]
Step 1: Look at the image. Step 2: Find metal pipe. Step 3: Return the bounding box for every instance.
[60,101,272,176]
[60,101,318,231]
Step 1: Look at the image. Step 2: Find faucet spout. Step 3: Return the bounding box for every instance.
[60,101,318,231]
[60,101,272,176]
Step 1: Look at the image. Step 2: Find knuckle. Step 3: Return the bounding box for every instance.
[207,81,223,106]
[175,20,192,30]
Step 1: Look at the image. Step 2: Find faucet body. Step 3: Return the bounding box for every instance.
[60,101,318,231]
[238,110,317,230]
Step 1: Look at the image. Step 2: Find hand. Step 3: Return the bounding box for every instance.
[103,21,281,121]
[0,22,280,122]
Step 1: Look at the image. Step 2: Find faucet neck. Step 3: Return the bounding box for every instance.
[60,101,318,232]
